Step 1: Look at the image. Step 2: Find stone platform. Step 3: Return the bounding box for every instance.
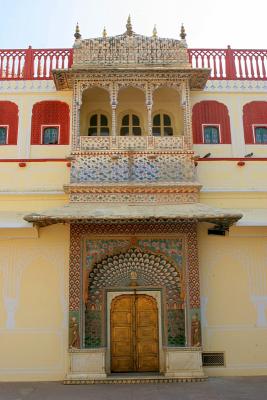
[64,374,207,385]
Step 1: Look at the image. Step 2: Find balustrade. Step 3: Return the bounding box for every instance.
[1,47,267,80]
[0,47,73,80]
[79,135,185,151]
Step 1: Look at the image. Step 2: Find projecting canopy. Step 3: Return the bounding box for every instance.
[24,202,243,229]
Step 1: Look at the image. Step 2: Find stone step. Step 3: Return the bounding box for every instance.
[64,375,208,385]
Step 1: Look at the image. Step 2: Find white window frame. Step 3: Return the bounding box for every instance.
[252,124,267,144]
[0,125,9,145]
[202,124,221,144]
[41,124,60,145]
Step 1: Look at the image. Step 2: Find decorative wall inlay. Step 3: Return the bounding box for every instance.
[69,223,201,348]
[79,136,185,151]
[70,153,196,184]
[191,312,201,346]
[85,242,184,348]
[69,192,199,204]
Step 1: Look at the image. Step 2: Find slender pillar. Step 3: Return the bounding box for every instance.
[110,83,118,136]
[146,84,153,136]
[72,81,82,150]
[181,80,193,149]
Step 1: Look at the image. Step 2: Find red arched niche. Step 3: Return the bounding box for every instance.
[31,101,70,145]
[192,100,231,144]
[243,101,267,144]
[0,101,19,145]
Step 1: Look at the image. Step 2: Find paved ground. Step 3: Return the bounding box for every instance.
[0,377,267,400]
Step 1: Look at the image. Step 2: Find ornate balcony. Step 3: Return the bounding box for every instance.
[79,135,186,152]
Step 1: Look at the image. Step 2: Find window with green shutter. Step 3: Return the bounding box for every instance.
[203,126,220,144]
[254,127,267,144]
[43,127,59,144]
[0,127,7,145]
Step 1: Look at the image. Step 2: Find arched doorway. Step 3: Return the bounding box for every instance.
[111,294,159,372]
[85,246,185,351]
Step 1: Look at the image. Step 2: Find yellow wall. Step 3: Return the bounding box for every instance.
[0,224,70,381]
[80,86,183,136]
[0,80,266,380]
[199,224,267,376]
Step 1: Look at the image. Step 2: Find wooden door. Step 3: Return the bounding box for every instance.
[111,294,159,372]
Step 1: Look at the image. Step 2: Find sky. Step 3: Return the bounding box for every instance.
[1,0,267,50]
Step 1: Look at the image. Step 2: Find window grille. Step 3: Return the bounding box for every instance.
[202,352,225,367]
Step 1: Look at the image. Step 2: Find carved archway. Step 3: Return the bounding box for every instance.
[85,247,185,348]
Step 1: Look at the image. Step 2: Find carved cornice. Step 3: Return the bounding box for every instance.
[204,79,267,92]
[64,183,202,195]
[53,68,210,91]
[71,150,195,156]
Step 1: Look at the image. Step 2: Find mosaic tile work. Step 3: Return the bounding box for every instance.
[69,222,201,348]
[79,136,185,151]
[85,245,184,347]
[70,153,196,184]
[69,192,198,204]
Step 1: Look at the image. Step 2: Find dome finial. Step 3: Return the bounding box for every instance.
[180,23,186,40]
[126,15,133,36]
[102,26,107,38]
[74,22,81,40]
[152,25,157,38]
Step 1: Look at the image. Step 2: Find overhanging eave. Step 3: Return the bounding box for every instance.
[24,203,242,229]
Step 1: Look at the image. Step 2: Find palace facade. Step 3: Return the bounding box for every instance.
[0,18,266,382]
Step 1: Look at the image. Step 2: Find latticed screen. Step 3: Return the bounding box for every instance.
[0,127,7,144]
[202,352,225,367]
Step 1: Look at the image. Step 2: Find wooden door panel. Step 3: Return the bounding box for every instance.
[112,357,134,372]
[111,294,159,373]
[137,326,158,338]
[137,341,158,353]
[136,295,159,372]
[112,311,131,325]
[137,311,157,325]
[111,295,134,372]
[138,356,159,372]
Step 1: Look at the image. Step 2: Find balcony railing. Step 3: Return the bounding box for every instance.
[1,47,267,81]
[0,47,73,80]
[79,136,185,151]
[189,47,267,80]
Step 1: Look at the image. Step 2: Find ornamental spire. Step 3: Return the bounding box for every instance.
[126,15,133,36]
[180,23,186,40]
[74,22,81,40]
[102,26,107,38]
[152,25,157,38]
